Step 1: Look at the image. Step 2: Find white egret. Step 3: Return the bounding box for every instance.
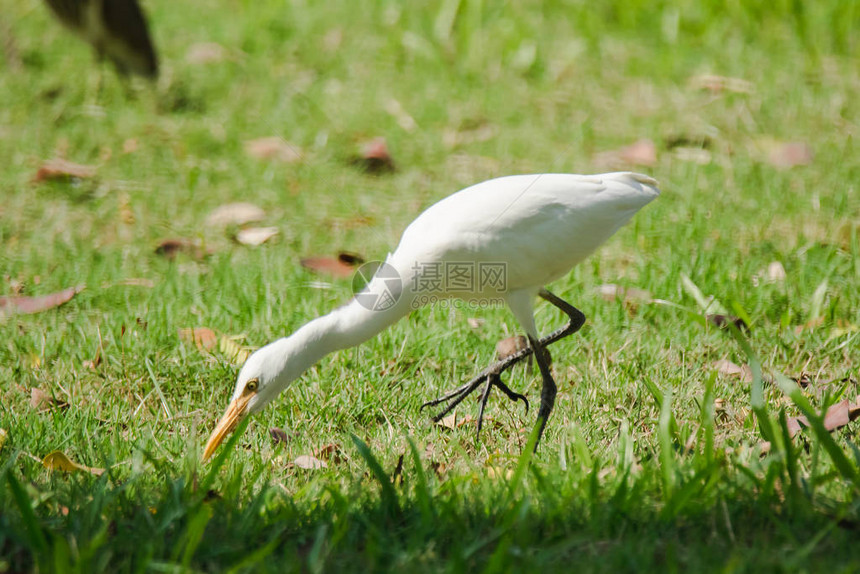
[203,172,659,459]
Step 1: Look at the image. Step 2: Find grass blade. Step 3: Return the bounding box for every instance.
[350,435,398,511]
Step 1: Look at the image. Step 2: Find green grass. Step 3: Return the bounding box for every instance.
[1,0,859,571]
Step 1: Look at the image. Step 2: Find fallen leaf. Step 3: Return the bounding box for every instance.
[437,412,458,430]
[795,316,825,334]
[269,427,290,445]
[314,443,344,464]
[456,414,502,431]
[42,450,105,476]
[154,238,209,260]
[218,335,253,366]
[0,428,7,452]
[496,336,528,360]
[767,261,787,282]
[690,74,753,94]
[236,226,279,246]
[186,42,227,64]
[351,137,395,173]
[300,252,364,278]
[0,285,84,317]
[244,137,303,163]
[30,388,68,412]
[206,203,266,228]
[594,139,657,170]
[178,327,218,351]
[467,317,486,329]
[822,399,860,431]
[33,158,96,182]
[786,417,805,438]
[713,359,753,383]
[293,454,327,470]
[786,399,860,439]
[766,141,813,169]
[487,465,514,480]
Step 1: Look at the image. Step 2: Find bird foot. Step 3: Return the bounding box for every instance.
[420,358,530,438]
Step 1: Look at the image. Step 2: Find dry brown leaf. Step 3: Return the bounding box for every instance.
[766,141,813,169]
[269,427,290,445]
[293,454,327,470]
[437,412,458,430]
[244,137,303,163]
[300,252,364,279]
[487,465,514,480]
[122,139,138,154]
[206,203,266,228]
[713,359,753,383]
[314,443,344,464]
[30,388,68,412]
[456,414,502,431]
[236,227,279,246]
[219,336,253,366]
[784,398,860,439]
[186,42,227,64]
[178,327,218,351]
[767,261,787,282]
[496,336,528,360]
[42,450,105,476]
[794,316,825,334]
[33,158,96,182]
[690,74,753,94]
[594,139,657,170]
[154,238,209,260]
[352,137,395,173]
[0,285,84,317]
[467,317,486,329]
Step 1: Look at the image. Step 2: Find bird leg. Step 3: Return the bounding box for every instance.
[421,289,586,444]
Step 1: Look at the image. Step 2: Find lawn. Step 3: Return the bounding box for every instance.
[1,0,859,571]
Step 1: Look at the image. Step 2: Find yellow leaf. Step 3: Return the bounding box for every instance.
[42,450,105,476]
[219,335,253,366]
[0,428,7,452]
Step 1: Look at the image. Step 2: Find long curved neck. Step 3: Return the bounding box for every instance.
[274,294,414,384]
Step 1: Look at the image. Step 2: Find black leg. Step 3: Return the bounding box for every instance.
[529,335,556,452]
[421,289,585,443]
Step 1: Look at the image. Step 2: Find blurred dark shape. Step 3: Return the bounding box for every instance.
[44,0,158,78]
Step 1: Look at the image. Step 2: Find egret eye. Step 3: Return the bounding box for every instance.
[246,379,259,393]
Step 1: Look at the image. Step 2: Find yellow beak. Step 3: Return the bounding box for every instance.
[203,392,255,461]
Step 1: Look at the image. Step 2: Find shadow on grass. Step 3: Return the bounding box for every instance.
[3,453,860,573]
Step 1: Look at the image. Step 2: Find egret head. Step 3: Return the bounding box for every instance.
[202,339,297,460]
